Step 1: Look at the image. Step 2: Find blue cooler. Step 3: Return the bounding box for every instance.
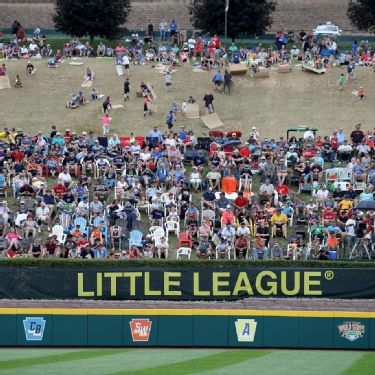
[329,251,337,260]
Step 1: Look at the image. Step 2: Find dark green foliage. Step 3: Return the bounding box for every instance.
[54,0,131,42]
[190,0,276,39]
[0,258,374,269]
[347,0,375,33]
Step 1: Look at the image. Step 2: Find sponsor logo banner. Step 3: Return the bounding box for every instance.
[235,319,257,342]
[130,319,152,342]
[23,317,46,341]
[338,321,365,342]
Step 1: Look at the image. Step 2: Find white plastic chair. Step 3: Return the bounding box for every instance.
[149,226,163,237]
[165,220,180,238]
[152,227,165,242]
[201,209,215,224]
[15,213,28,227]
[137,200,150,216]
[353,182,367,191]
[338,168,352,182]
[333,181,350,191]
[52,224,67,244]
[176,247,191,259]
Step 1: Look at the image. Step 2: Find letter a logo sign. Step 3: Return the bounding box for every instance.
[129,319,152,342]
[235,319,257,342]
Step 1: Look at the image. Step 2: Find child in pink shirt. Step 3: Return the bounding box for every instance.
[102,114,111,135]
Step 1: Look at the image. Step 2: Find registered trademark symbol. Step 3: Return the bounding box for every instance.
[325,270,334,280]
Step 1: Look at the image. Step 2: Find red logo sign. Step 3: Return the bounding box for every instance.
[129,319,152,342]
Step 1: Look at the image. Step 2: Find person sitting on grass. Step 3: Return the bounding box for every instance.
[15,74,23,88]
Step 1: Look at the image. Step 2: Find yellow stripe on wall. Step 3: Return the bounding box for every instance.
[0,308,373,318]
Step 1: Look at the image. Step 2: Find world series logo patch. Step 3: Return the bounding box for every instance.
[338,321,365,342]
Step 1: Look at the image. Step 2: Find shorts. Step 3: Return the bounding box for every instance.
[124,64,129,69]
[190,178,201,184]
[144,104,148,111]
[166,82,171,86]
[215,80,221,86]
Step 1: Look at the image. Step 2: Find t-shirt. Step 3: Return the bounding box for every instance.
[203,94,214,106]
[351,130,364,143]
[345,219,356,236]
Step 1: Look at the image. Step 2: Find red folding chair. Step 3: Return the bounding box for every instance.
[209,130,224,139]
[120,136,131,148]
[178,233,192,248]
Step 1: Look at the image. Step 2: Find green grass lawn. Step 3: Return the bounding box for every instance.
[0,348,374,375]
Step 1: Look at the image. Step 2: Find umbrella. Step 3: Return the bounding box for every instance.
[355,200,375,210]
[223,140,242,148]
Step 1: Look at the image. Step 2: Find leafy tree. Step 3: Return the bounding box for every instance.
[347,0,375,33]
[190,0,276,40]
[54,0,131,44]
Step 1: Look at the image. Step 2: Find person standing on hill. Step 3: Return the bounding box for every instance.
[147,20,154,40]
[124,78,130,101]
[159,19,166,41]
[223,70,232,94]
[338,73,345,91]
[170,20,177,39]
[203,91,214,114]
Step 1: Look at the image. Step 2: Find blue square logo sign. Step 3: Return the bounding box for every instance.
[23,317,46,341]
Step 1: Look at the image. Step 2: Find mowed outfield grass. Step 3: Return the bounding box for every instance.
[0,348,374,375]
[1,57,375,137]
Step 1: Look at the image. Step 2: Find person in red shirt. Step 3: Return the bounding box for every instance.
[239,147,251,158]
[322,207,336,225]
[11,149,23,161]
[77,234,90,251]
[234,192,249,214]
[276,183,289,197]
[315,136,324,149]
[302,148,316,159]
[63,129,72,144]
[330,131,339,159]
[211,35,221,49]
[53,181,67,199]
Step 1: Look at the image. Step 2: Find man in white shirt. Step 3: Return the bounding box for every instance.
[36,201,50,230]
[188,36,196,52]
[316,185,329,208]
[290,45,300,58]
[29,41,38,55]
[58,168,73,188]
[338,140,353,161]
[345,213,357,255]
[259,179,274,204]
[122,55,130,76]
[237,221,250,237]
[76,196,89,218]
[250,126,259,140]
[303,127,315,140]
[159,19,166,41]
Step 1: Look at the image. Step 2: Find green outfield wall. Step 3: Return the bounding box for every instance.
[1,309,374,349]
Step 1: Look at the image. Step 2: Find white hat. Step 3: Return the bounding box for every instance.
[252,126,256,130]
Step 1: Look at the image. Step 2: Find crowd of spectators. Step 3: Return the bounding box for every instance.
[0,122,373,261]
